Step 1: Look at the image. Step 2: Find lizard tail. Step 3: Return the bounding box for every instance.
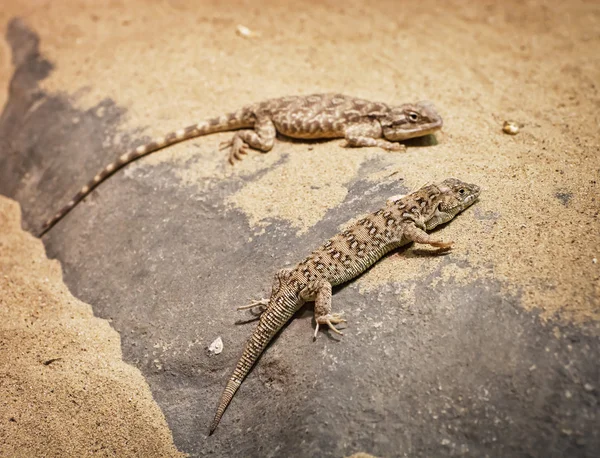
[209,299,297,435]
[37,110,253,237]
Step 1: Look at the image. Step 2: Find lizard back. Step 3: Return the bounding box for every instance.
[258,93,392,139]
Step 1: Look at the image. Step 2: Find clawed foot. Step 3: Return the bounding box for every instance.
[314,313,347,339]
[383,142,406,152]
[430,240,454,250]
[237,298,269,311]
[222,137,251,164]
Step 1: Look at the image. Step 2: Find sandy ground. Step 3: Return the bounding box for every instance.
[0,197,184,456]
[0,0,599,456]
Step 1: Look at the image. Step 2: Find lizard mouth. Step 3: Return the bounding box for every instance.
[406,123,442,139]
[453,190,480,213]
[463,191,480,207]
[384,119,443,141]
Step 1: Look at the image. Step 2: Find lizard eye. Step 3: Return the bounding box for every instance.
[458,188,465,195]
[407,111,420,122]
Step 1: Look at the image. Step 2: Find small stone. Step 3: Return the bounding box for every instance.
[236,24,260,38]
[584,383,594,392]
[592,258,597,264]
[503,121,520,135]
[208,336,224,355]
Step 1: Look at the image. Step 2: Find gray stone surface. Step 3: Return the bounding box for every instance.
[1,18,598,458]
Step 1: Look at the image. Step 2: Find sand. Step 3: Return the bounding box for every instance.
[0,196,183,457]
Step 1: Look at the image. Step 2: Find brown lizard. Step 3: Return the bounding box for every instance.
[209,178,480,434]
[38,93,442,236]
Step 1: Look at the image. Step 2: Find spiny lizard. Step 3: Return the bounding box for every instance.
[209,178,480,434]
[38,93,442,236]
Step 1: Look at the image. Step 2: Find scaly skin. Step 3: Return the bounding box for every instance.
[38,94,442,237]
[209,178,480,434]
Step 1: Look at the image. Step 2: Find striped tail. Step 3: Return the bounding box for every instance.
[209,298,298,435]
[38,111,252,237]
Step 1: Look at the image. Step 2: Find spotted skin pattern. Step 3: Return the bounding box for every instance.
[38,93,442,237]
[209,178,480,434]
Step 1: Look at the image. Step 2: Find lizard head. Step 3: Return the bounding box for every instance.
[381,101,443,141]
[423,178,480,230]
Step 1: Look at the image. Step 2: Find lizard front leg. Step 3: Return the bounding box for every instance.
[224,117,277,164]
[301,280,346,338]
[344,122,406,152]
[404,223,454,249]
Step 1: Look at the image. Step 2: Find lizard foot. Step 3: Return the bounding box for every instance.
[430,240,454,250]
[314,313,346,339]
[384,142,406,152]
[237,298,269,311]
[225,137,251,164]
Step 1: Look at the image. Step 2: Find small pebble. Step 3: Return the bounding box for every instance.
[208,336,223,355]
[236,24,259,38]
[503,120,520,135]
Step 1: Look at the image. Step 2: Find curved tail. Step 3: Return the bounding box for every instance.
[209,298,297,435]
[38,111,252,237]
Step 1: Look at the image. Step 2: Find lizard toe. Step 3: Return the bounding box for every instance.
[385,142,406,152]
[431,240,454,250]
[219,139,233,150]
[315,314,346,336]
[237,298,269,311]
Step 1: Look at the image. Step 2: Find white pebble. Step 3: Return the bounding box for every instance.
[236,24,260,38]
[208,336,223,355]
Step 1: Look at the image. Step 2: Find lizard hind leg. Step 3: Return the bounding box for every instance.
[237,298,269,312]
[226,117,277,164]
[238,267,293,313]
[301,281,346,339]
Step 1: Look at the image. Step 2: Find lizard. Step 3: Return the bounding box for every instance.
[209,177,480,434]
[38,93,443,236]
